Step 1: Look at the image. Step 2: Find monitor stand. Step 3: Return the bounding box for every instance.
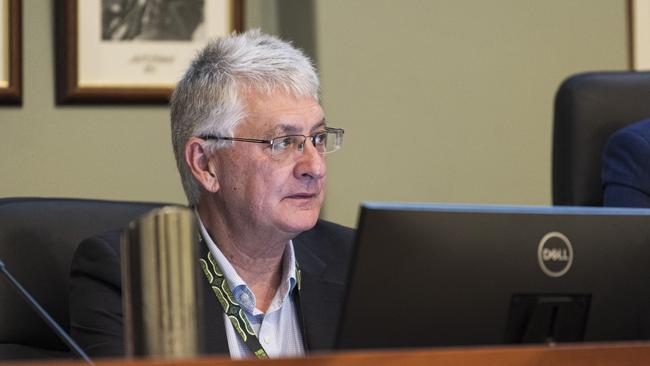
[505,294,590,344]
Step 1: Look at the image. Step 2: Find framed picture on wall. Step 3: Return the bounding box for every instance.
[0,0,22,104]
[630,0,650,70]
[55,0,243,104]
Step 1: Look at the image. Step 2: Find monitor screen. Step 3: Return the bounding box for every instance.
[336,203,650,350]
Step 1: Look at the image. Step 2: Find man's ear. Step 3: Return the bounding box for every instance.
[185,137,220,193]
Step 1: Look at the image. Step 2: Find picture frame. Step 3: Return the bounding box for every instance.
[630,0,650,70]
[0,0,22,104]
[55,0,243,104]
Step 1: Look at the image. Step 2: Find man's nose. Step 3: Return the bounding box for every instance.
[294,140,326,180]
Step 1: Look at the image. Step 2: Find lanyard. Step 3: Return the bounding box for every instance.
[199,247,302,359]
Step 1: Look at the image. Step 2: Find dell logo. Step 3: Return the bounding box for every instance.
[542,248,569,262]
[537,231,573,278]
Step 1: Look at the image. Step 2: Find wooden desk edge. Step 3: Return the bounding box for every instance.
[3,341,650,366]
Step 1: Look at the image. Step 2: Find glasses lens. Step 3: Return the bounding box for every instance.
[323,129,343,154]
[269,129,343,159]
[271,135,306,159]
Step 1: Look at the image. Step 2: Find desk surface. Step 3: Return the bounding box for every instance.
[3,342,650,366]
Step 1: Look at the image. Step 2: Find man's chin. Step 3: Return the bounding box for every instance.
[280,212,320,237]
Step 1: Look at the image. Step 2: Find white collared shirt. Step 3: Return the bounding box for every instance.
[198,217,305,359]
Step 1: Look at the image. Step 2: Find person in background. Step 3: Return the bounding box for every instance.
[602,118,650,207]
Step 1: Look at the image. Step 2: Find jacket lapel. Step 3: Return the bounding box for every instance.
[294,238,347,351]
[198,248,230,356]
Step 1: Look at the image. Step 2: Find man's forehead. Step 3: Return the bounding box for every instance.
[243,88,320,110]
[245,98,323,116]
[240,90,325,135]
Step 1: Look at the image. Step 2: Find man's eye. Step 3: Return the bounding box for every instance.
[313,132,327,145]
[273,136,294,151]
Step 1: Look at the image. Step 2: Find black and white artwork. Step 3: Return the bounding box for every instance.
[101,0,205,41]
[57,0,240,103]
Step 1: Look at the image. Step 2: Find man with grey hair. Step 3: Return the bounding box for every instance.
[69,30,353,359]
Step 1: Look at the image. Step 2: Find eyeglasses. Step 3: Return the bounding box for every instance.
[200,127,344,160]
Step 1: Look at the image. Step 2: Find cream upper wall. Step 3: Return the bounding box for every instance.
[0,1,628,228]
[316,1,628,226]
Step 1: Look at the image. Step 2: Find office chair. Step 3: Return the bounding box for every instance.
[0,197,169,360]
[552,71,650,206]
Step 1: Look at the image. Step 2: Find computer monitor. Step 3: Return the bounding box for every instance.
[336,203,650,350]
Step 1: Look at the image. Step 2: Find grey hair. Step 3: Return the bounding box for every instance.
[170,29,320,206]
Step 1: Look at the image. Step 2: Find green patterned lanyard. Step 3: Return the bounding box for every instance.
[199,247,302,359]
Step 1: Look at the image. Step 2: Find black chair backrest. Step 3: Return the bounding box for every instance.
[0,197,169,360]
[553,71,650,206]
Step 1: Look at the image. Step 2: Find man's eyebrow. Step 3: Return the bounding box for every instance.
[265,120,326,136]
[264,124,301,137]
[310,120,327,132]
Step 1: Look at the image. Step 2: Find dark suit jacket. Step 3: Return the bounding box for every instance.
[69,220,354,358]
[602,118,650,207]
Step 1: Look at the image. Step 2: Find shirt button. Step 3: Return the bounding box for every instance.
[263,336,271,344]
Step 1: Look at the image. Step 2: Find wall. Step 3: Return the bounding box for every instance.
[316,1,628,226]
[0,1,628,227]
[0,1,185,204]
